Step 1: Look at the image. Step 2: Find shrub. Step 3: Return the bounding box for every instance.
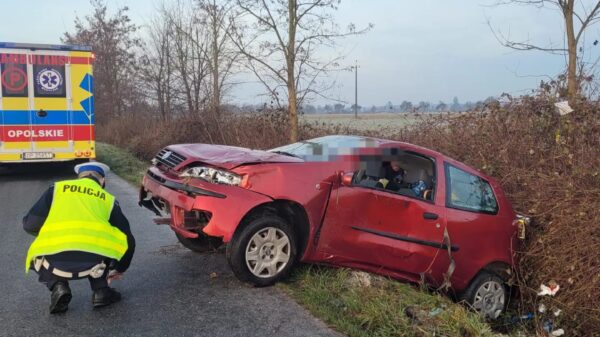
[98,109,378,159]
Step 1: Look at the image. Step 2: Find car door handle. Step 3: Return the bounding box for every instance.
[423,212,438,220]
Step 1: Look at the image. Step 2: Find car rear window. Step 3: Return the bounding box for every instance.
[445,163,498,214]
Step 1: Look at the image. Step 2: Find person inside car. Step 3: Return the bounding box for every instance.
[378,160,409,191]
[379,161,434,199]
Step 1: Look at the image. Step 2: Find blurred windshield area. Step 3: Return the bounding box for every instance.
[268,135,382,160]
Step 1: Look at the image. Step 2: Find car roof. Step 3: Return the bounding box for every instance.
[307,135,494,181]
[305,134,443,158]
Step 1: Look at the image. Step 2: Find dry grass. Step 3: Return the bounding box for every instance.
[300,112,424,132]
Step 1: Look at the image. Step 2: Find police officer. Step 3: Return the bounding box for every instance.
[23,162,135,314]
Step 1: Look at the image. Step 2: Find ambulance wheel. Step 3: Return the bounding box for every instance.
[176,232,222,253]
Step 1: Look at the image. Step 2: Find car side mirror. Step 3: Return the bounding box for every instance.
[341,172,354,186]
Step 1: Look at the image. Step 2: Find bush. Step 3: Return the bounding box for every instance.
[98,109,380,159]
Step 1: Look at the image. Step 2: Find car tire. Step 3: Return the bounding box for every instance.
[176,232,222,253]
[460,272,507,320]
[226,214,297,287]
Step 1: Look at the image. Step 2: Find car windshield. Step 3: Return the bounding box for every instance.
[268,135,380,160]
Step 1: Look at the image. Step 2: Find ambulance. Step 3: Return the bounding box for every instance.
[0,42,95,163]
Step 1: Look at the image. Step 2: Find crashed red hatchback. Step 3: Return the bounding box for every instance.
[139,135,527,319]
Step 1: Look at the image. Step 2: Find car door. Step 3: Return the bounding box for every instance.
[316,151,449,281]
[440,162,513,290]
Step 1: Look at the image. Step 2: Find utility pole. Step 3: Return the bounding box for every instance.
[352,60,359,118]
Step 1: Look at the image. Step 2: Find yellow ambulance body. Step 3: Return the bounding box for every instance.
[0,42,95,163]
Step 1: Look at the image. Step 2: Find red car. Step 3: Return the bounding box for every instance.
[139,135,527,319]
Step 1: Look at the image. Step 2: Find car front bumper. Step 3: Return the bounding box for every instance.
[139,167,272,242]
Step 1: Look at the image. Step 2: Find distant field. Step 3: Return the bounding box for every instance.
[300,112,433,132]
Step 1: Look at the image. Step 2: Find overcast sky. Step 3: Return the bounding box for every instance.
[1,0,592,107]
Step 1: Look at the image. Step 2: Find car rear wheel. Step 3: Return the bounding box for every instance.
[460,272,507,320]
[176,232,222,253]
[226,215,297,287]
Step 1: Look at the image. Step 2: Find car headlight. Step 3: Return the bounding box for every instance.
[179,166,242,186]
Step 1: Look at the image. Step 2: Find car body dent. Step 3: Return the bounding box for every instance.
[168,143,302,170]
[143,166,274,242]
[233,162,346,259]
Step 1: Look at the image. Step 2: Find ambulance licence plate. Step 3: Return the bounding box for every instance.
[22,152,54,160]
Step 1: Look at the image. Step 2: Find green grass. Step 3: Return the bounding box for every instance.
[278,265,500,337]
[96,142,149,186]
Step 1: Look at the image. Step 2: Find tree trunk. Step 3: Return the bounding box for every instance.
[288,83,298,142]
[212,15,220,115]
[564,0,578,100]
[287,0,298,143]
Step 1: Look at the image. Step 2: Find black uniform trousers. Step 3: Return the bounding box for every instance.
[32,252,111,291]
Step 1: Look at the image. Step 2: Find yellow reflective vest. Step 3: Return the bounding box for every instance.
[25,178,128,273]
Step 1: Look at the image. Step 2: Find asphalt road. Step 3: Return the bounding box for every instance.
[0,163,341,337]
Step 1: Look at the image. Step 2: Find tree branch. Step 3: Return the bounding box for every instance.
[576,1,600,43]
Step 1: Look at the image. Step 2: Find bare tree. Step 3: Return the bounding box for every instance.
[157,0,240,117]
[162,0,211,116]
[175,3,208,115]
[436,101,448,112]
[230,0,372,142]
[141,15,175,120]
[490,0,600,100]
[197,0,240,114]
[63,0,142,120]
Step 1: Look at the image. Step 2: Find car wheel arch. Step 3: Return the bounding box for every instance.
[461,261,514,297]
[235,200,311,261]
[481,261,513,281]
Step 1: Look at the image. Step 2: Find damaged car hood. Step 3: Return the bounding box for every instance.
[169,143,303,169]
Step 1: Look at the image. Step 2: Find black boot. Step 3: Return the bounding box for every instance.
[92,287,121,308]
[49,282,72,314]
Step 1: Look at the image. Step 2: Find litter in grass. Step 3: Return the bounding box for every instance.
[537,281,560,296]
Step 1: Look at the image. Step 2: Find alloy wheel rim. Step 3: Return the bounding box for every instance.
[245,227,291,278]
[472,281,505,319]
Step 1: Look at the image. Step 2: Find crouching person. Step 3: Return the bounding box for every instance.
[23,162,136,314]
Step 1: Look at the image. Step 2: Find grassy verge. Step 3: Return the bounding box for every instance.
[98,142,525,337]
[278,265,505,337]
[96,142,148,186]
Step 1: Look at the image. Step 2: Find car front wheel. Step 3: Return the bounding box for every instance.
[226,215,297,286]
[460,272,507,320]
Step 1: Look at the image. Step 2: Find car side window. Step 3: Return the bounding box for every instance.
[352,151,436,202]
[445,164,498,214]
